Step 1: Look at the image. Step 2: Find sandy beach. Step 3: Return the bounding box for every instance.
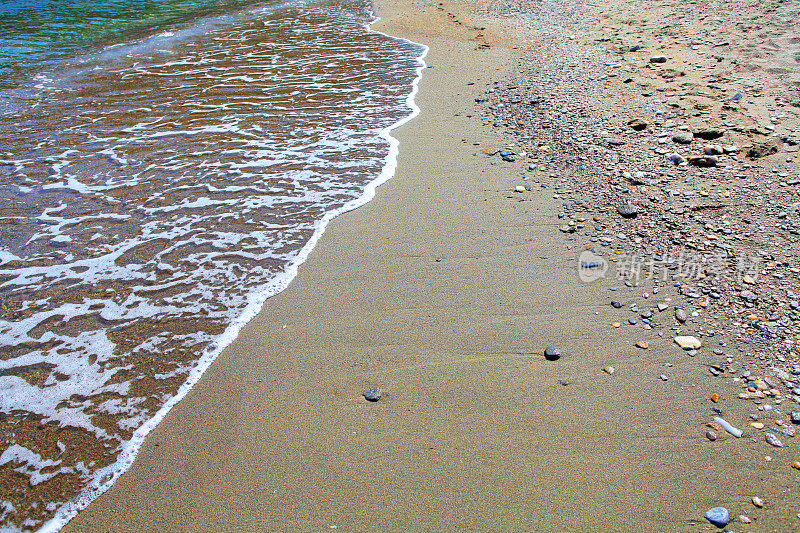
[61,0,800,529]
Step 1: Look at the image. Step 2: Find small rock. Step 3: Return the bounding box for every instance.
[515,186,526,193]
[635,340,648,349]
[603,366,615,375]
[694,128,724,140]
[660,374,668,381]
[705,507,729,528]
[649,56,668,63]
[674,335,702,349]
[752,496,764,508]
[363,387,382,402]
[544,346,561,361]
[706,430,718,441]
[611,301,622,308]
[704,144,724,155]
[740,515,752,524]
[790,412,800,424]
[675,308,687,323]
[657,303,669,312]
[765,433,784,447]
[628,118,648,131]
[672,131,694,144]
[792,461,800,470]
[667,153,686,165]
[740,290,758,302]
[617,204,639,218]
[688,155,718,167]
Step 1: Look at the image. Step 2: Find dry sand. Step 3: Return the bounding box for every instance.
[63,0,800,530]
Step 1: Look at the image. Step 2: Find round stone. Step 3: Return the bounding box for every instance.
[705,507,729,528]
[674,335,702,350]
[611,301,623,308]
[616,204,639,218]
[544,346,561,361]
[363,387,382,402]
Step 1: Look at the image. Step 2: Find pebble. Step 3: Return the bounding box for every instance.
[611,301,622,308]
[603,365,615,375]
[674,335,702,349]
[706,429,718,441]
[740,515,752,524]
[672,131,694,144]
[627,118,647,130]
[765,433,784,447]
[711,393,719,403]
[714,416,743,438]
[751,422,764,429]
[635,340,648,349]
[649,55,668,63]
[675,308,687,323]
[791,412,800,424]
[705,507,729,528]
[616,204,639,218]
[688,155,718,167]
[752,496,764,508]
[792,461,800,470]
[363,387,382,402]
[544,346,561,361]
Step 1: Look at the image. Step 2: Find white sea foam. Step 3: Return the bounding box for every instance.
[0,0,427,531]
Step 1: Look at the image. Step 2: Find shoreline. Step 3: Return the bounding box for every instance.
[36,7,429,533]
[61,0,800,529]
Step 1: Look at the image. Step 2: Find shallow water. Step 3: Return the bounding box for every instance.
[0,0,425,529]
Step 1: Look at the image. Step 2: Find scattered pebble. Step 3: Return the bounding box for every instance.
[603,366,615,375]
[765,433,784,447]
[674,335,702,350]
[544,346,561,361]
[616,204,639,218]
[752,496,764,508]
[714,416,743,438]
[705,507,729,528]
[363,388,382,402]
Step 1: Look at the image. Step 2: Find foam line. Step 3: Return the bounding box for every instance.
[36,13,428,533]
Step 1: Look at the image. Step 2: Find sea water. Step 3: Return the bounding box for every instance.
[0,0,426,529]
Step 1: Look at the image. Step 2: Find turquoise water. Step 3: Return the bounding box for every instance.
[0,0,263,82]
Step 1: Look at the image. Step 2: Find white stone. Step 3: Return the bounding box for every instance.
[674,335,702,349]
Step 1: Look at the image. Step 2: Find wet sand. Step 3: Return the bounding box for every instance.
[62,0,800,530]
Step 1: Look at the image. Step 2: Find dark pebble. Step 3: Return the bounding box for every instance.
[363,387,382,402]
[791,412,800,424]
[544,346,561,361]
[611,301,622,308]
[616,204,639,218]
